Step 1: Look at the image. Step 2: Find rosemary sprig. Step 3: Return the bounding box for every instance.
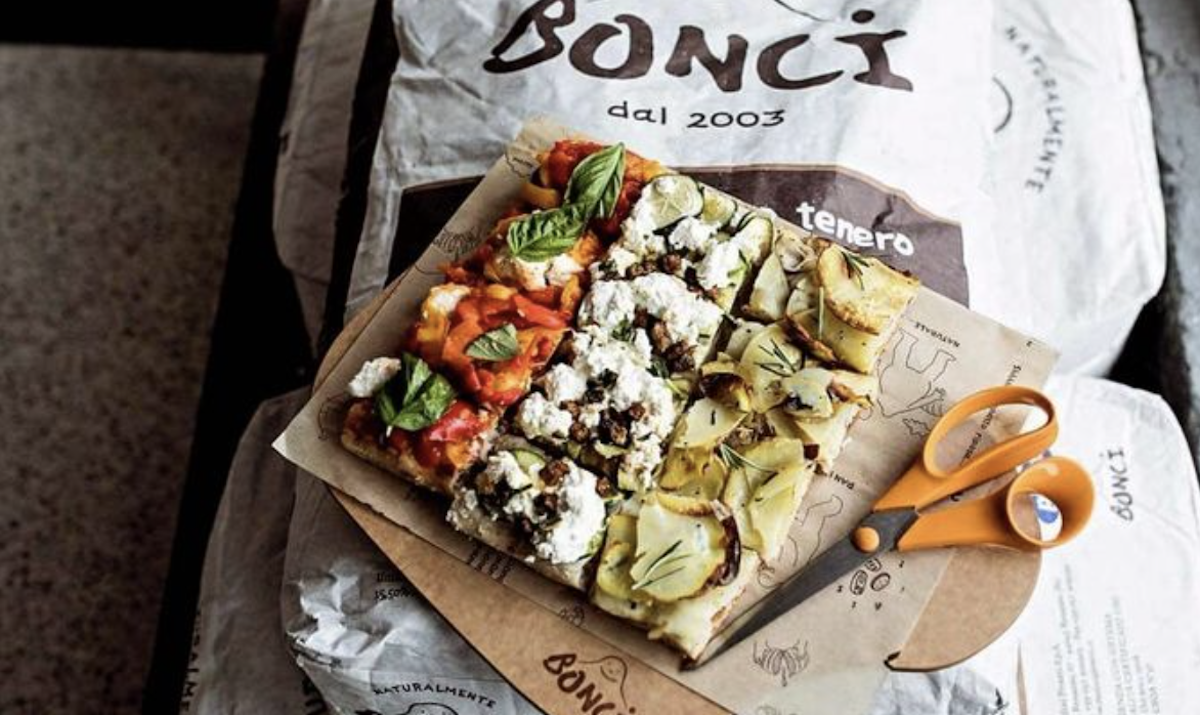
[755,338,800,377]
[631,565,687,591]
[631,540,688,590]
[843,250,871,290]
[754,361,794,379]
[718,443,777,477]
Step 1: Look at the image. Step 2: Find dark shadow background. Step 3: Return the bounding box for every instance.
[0,2,276,52]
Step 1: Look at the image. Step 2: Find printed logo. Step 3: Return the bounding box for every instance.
[543,653,637,715]
[752,638,810,686]
[484,1,914,93]
[357,705,459,715]
[1102,447,1134,522]
[876,328,956,437]
[835,556,905,613]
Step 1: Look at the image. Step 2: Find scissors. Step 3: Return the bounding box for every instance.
[694,385,1094,666]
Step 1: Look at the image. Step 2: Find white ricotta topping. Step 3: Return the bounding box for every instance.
[592,245,640,280]
[513,257,550,291]
[612,368,677,439]
[514,393,573,440]
[697,240,743,290]
[621,438,665,491]
[546,254,582,287]
[347,357,402,398]
[533,462,607,563]
[425,284,472,316]
[668,217,719,253]
[631,273,723,345]
[580,402,603,429]
[631,329,654,361]
[542,363,587,404]
[578,281,636,332]
[573,328,644,381]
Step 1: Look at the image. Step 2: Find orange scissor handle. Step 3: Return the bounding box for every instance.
[874,386,1058,512]
[895,456,1094,552]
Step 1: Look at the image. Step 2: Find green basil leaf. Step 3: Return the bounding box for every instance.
[565,143,625,219]
[400,352,433,404]
[506,203,588,262]
[375,352,457,433]
[465,323,520,361]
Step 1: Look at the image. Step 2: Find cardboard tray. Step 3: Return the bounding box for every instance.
[313,278,1040,715]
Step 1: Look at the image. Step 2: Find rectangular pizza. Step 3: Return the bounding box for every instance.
[337,137,920,661]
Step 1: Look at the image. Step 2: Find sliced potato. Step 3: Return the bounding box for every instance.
[659,445,709,491]
[647,550,761,660]
[739,323,806,413]
[748,461,814,560]
[776,228,818,274]
[816,244,919,335]
[790,401,864,472]
[596,540,641,601]
[830,370,880,405]
[660,448,727,501]
[779,368,835,422]
[673,397,748,449]
[718,438,811,558]
[655,491,717,517]
[785,273,819,316]
[791,307,887,374]
[607,513,638,544]
[631,498,726,602]
[699,359,752,412]
[724,321,765,361]
[744,252,790,322]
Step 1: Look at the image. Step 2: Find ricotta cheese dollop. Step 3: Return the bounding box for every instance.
[534,462,607,563]
[347,357,402,398]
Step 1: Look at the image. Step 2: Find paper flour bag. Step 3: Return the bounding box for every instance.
[868,374,1200,714]
[281,470,541,715]
[349,0,998,318]
[181,392,326,715]
[986,0,1164,375]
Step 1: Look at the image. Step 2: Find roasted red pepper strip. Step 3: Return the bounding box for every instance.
[512,294,567,329]
[425,401,490,443]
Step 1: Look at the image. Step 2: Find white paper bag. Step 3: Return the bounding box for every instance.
[349,0,998,320]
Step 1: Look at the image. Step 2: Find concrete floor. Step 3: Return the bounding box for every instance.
[0,46,262,713]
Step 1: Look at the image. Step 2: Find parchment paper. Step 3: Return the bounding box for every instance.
[274,118,1056,715]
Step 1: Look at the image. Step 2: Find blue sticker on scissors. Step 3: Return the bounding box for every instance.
[1031,493,1063,541]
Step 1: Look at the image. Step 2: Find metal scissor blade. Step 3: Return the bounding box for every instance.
[689,509,918,667]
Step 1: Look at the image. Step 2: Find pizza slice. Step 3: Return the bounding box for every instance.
[447,140,666,292]
[341,353,497,495]
[406,281,578,409]
[590,176,774,312]
[770,238,919,375]
[447,436,618,590]
[589,493,759,661]
[506,325,686,493]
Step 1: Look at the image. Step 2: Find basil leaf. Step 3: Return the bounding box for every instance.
[565,143,626,219]
[506,203,588,262]
[375,352,457,433]
[400,352,433,405]
[465,323,520,361]
[393,373,456,431]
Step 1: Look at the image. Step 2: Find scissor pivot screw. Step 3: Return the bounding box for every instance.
[852,527,881,553]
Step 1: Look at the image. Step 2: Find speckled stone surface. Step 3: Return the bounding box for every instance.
[0,46,261,713]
